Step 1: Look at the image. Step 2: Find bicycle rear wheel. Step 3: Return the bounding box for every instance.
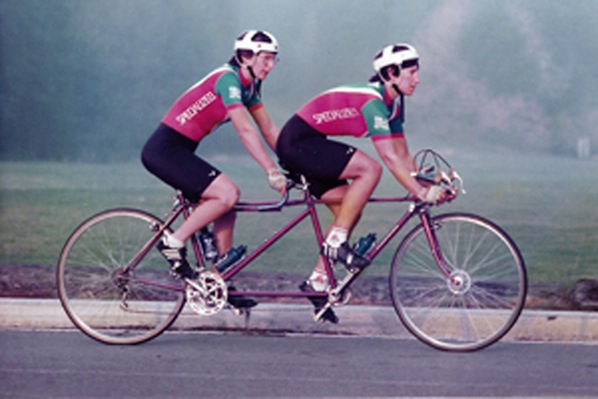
[390,213,527,352]
[57,208,186,344]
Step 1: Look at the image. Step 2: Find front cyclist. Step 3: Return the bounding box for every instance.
[276,43,447,322]
[142,30,286,286]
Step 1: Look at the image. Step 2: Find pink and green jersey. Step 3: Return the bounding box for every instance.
[296,82,404,141]
[161,64,263,142]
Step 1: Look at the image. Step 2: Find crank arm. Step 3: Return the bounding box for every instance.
[330,268,362,299]
[313,301,333,322]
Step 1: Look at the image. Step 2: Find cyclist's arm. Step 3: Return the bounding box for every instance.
[249,105,279,151]
[372,135,425,197]
[361,99,424,196]
[391,136,417,172]
[228,106,278,173]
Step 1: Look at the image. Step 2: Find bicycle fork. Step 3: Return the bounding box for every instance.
[313,207,457,322]
[419,209,459,284]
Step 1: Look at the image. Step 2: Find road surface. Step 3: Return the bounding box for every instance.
[1,330,597,397]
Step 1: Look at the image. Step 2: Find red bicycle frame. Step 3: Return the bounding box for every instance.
[168,183,453,302]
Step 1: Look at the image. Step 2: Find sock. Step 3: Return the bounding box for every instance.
[325,227,348,248]
[309,271,329,291]
[165,234,184,249]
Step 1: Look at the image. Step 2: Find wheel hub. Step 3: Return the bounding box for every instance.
[447,269,471,295]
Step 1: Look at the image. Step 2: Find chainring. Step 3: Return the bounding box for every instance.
[185,271,228,316]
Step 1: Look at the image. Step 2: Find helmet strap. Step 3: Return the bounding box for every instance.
[248,65,256,79]
[235,49,257,79]
[234,51,241,65]
[242,52,257,79]
[382,65,402,97]
[400,93,405,123]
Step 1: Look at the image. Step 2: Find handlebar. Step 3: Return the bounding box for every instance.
[412,149,465,193]
[235,178,297,212]
[256,189,290,211]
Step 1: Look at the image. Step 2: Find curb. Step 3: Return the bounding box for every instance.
[1,298,597,343]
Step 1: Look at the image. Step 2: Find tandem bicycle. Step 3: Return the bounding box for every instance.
[56,150,527,351]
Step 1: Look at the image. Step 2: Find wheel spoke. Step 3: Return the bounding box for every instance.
[390,213,526,351]
[57,209,185,345]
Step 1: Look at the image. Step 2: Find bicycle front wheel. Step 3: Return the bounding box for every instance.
[57,209,186,345]
[390,213,527,352]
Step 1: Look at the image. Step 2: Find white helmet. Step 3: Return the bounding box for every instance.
[234,30,279,55]
[373,43,419,77]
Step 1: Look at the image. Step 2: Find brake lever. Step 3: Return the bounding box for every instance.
[450,169,466,195]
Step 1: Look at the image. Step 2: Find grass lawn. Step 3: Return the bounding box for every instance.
[1,147,597,288]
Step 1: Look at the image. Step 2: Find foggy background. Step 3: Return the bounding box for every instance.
[2,0,597,162]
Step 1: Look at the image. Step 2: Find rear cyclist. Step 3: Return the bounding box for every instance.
[142,30,286,286]
[277,43,447,322]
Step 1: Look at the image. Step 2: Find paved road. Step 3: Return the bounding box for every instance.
[1,330,597,398]
[3,299,598,343]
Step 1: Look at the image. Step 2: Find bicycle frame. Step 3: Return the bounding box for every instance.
[160,184,454,302]
[58,148,526,350]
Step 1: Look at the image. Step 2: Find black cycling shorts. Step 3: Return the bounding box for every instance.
[276,115,354,199]
[141,123,221,202]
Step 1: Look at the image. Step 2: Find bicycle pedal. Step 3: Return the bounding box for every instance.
[227,296,258,310]
[229,306,242,316]
[228,305,251,317]
[313,304,338,324]
[329,287,352,306]
[170,271,183,280]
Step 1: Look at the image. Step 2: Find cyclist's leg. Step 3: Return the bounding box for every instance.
[142,123,237,245]
[278,118,375,320]
[143,125,228,276]
[282,130,381,243]
[331,150,381,232]
[171,174,239,243]
[212,210,236,255]
[155,174,238,279]
[318,150,381,270]
[309,151,379,280]
[312,198,364,276]
[312,189,345,276]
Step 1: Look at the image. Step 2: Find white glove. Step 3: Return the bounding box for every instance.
[418,185,443,204]
[267,168,286,191]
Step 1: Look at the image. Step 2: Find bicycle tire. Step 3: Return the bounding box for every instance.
[57,208,186,344]
[389,212,527,352]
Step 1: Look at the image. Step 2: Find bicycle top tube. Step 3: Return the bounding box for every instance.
[233,187,416,213]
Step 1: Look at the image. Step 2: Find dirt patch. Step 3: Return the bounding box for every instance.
[1,264,58,299]
[0,263,584,310]
[0,263,391,305]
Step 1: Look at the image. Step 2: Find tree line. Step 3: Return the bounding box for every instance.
[1,0,596,161]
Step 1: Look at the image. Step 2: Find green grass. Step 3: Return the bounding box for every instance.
[1,149,597,286]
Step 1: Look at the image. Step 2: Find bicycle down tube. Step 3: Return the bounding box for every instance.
[199,190,426,301]
[219,190,331,299]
